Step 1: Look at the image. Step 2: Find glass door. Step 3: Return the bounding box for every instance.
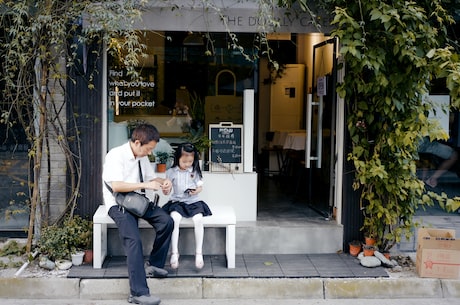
[304,37,340,218]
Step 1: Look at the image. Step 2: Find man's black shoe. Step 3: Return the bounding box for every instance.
[144,262,168,278]
[128,294,161,305]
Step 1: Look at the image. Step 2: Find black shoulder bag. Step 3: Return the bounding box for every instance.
[104,161,158,217]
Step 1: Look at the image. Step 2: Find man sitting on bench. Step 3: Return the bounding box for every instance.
[102,123,173,305]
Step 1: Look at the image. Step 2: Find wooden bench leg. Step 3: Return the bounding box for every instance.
[226,224,236,268]
[93,223,107,269]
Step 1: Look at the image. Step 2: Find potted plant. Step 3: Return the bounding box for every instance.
[127,119,147,138]
[38,215,92,265]
[360,212,381,248]
[66,216,92,251]
[148,153,156,163]
[364,234,376,246]
[71,250,85,266]
[39,224,70,262]
[348,240,362,257]
[362,244,376,257]
[154,151,172,173]
[76,217,93,263]
[181,91,212,165]
[181,126,212,171]
[183,125,212,155]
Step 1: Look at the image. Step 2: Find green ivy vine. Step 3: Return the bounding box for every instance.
[329,0,460,251]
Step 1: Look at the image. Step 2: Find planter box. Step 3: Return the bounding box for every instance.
[416,228,460,279]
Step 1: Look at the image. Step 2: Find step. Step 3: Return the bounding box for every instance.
[1,277,459,300]
[106,219,343,256]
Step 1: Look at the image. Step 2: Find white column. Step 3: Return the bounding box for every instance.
[243,89,254,172]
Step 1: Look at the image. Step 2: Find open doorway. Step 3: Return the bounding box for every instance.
[256,35,340,222]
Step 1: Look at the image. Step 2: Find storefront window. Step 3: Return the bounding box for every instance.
[107,31,257,150]
[0,112,30,235]
[417,106,460,209]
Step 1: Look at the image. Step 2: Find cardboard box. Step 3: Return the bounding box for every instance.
[416,228,460,279]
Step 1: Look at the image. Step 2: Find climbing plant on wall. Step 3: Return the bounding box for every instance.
[0,0,148,252]
[326,0,460,251]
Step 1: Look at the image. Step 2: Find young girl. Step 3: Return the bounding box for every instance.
[162,142,212,269]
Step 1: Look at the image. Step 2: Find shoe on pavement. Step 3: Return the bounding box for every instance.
[128,294,161,305]
[144,262,168,278]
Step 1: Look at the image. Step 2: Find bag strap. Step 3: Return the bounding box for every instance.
[138,160,160,207]
[104,181,114,193]
[139,160,145,194]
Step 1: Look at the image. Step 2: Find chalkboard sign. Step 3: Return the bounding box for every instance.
[209,122,243,173]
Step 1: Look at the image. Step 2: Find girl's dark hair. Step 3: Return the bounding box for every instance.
[172,142,202,178]
[131,124,160,145]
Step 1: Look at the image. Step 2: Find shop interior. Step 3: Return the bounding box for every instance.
[106,31,335,221]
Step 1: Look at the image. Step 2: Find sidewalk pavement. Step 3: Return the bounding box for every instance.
[1,246,460,301]
[1,272,459,301]
[0,298,458,305]
[1,209,459,302]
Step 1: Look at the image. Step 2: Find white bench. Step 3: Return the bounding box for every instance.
[93,205,236,269]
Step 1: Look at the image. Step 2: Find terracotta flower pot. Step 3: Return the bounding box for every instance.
[364,236,376,246]
[363,245,375,256]
[84,249,93,264]
[156,163,166,173]
[349,242,361,257]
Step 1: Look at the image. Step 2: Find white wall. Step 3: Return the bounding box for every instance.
[148,171,258,222]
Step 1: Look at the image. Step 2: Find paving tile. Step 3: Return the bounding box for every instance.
[243,254,277,262]
[279,262,316,271]
[68,253,392,280]
[171,255,212,277]
[317,270,354,277]
[67,264,106,279]
[245,261,282,270]
[210,256,245,270]
[283,269,320,277]
[210,255,248,277]
[277,255,317,273]
[307,253,345,265]
[275,253,308,260]
[247,272,285,277]
[105,256,127,267]
[246,267,284,277]
[212,268,249,277]
[316,255,345,261]
[245,258,283,277]
[351,266,388,277]
[104,267,128,278]
[341,257,362,268]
